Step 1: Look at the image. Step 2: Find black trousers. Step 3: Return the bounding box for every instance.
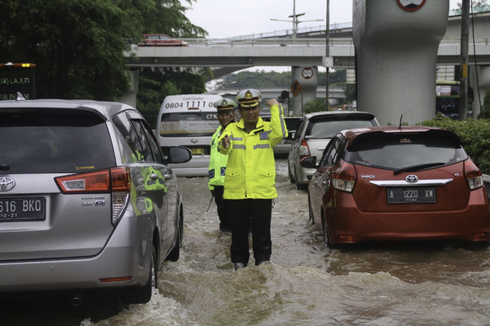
[213,186,230,229]
[229,199,272,266]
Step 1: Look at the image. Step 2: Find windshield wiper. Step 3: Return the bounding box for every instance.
[393,162,446,175]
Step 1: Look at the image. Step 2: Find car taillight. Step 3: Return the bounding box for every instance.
[332,161,357,193]
[300,139,311,160]
[55,167,131,225]
[464,160,483,190]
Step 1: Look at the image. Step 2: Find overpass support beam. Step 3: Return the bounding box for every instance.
[119,70,139,108]
[291,66,318,116]
[353,0,448,125]
[470,65,490,117]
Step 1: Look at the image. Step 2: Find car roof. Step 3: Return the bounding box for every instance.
[303,111,376,120]
[339,126,462,147]
[0,98,138,121]
[143,33,173,37]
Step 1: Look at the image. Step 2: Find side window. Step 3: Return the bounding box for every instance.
[320,136,342,167]
[112,113,140,163]
[139,120,164,164]
[294,120,306,140]
[131,120,154,162]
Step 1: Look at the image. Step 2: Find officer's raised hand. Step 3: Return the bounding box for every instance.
[222,134,230,149]
[265,99,279,107]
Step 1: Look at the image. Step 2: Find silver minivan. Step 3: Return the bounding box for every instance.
[0,97,191,305]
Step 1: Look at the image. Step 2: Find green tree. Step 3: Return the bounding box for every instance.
[303,98,327,114]
[0,0,208,105]
[137,67,207,127]
[477,88,490,119]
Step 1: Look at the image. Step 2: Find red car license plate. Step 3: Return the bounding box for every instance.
[387,188,436,204]
[0,197,46,221]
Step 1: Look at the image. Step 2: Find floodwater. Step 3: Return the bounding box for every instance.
[2,159,490,326]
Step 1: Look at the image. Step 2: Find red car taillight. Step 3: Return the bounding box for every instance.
[55,167,131,225]
[464,160,483,190]
[332,161,357,193]
[299,139,311,160]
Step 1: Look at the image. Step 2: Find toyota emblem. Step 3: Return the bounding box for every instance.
[405,175,419,183]
[0,177,16,192]
[191,138,198,144]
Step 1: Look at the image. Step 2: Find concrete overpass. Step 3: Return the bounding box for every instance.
[123,7,490,120]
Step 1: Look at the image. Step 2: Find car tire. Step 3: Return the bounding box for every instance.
[121,245,157,304]
[166,214,183,262]
[308,193,314,224]
[322,212,336,249]
[288,162,296,184]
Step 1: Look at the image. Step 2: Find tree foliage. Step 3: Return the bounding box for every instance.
[0,0,208,104]
[420,113,490,173]
[477,88,490,119]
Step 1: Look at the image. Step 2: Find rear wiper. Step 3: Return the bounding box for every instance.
[393,162,446,175]
[0,163,10,171]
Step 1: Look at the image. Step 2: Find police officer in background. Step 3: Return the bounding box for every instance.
[208,98,236,232]
[219,89,288,270]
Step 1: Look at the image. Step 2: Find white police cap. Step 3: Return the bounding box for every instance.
[235,89,262,108]
[214,98,237,111]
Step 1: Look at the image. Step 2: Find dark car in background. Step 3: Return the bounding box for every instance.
[138,33,189,47]
[0,98,191,305]
[273,116,302,157]
[302,126,490,247]
[288,111,379,189]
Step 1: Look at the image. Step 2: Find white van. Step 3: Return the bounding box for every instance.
[156,94,222,177]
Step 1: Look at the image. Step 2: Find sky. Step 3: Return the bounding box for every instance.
[183,0,461,39]
[183,0,461,76]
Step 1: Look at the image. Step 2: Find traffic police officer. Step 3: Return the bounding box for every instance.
[208,98,236,232]
[218,89,288,270]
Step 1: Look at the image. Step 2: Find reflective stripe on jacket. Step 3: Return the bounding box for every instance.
[218,104,288,200]
[208,126,229,191]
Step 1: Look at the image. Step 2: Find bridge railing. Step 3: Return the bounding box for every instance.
[179,36,487,48]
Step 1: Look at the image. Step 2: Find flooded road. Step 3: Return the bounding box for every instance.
[2,159,490,325]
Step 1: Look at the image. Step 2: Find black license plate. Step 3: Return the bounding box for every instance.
[0,197,46,221]
[387,188,436,204]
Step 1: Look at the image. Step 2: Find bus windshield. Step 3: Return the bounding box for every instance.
[159,112,219,137]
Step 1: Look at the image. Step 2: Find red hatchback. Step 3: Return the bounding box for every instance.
[302,126,490,247]
[138,34,189,47]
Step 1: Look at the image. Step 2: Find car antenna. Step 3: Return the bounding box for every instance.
[398,114,403,130]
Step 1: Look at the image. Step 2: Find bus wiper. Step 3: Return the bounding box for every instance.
[0,163,10,171]
[393,162,446,175]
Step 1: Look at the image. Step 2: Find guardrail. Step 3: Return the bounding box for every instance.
[177,36,488,48]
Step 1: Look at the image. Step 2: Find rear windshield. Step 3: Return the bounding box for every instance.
[159,112,219,137]
[345,133,468,170]
[285,118,301,131]
[306,116,376,139]
[0,109,115,173]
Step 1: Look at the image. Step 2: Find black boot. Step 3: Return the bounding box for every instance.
[234,262,246,270]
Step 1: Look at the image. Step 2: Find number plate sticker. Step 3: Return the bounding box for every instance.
[387,188,436,204]
[191,148,204,155]
[0,197,46,221]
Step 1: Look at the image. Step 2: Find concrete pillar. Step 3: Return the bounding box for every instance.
[119,70,139,108]
[470,65,490,117]
[291,66,318,116]
[353,0,449,125]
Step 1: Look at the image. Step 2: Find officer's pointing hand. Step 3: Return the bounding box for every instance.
[222,134,230,149]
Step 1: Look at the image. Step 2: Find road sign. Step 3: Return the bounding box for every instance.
[290,80,303,97]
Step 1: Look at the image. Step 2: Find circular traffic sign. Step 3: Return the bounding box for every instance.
[396,0,426,12]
